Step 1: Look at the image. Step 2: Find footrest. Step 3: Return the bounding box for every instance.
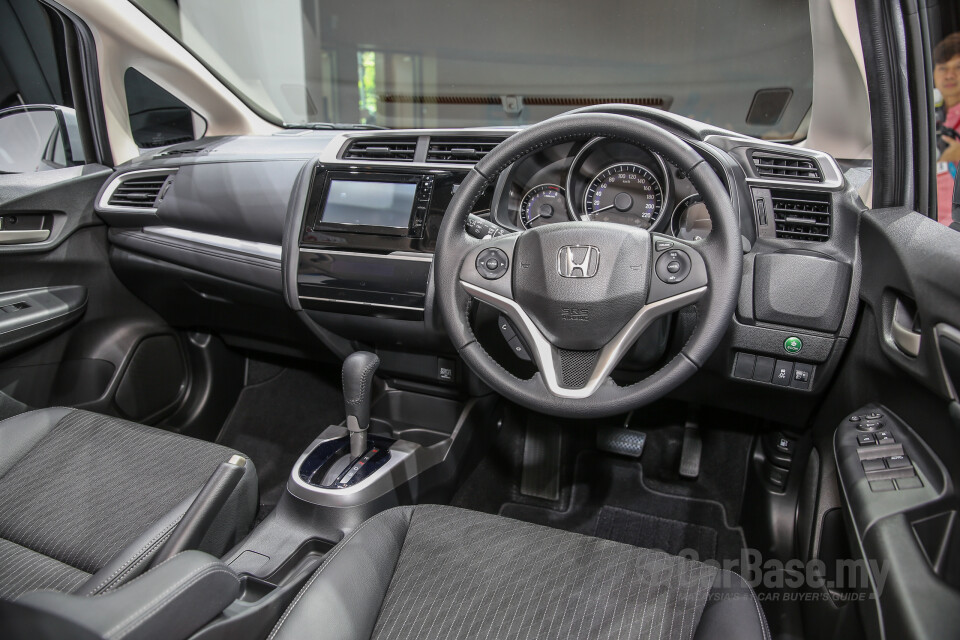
[596,427,646,458]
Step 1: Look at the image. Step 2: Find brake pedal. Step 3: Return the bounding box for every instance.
[679,420,702,479]
[596,427,646,458]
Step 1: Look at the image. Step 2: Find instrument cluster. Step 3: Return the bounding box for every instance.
[492,138,715,241]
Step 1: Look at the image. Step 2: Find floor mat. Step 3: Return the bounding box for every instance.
[498,451,746,564]
[217,360,344,520]
[595,506,718,560]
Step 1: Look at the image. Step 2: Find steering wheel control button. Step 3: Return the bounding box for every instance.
[655,240,674,252]
[655,249,691,284]
[783,336,803,354]
[476,248,509,280]
[507,336,531,360]
[772,360,794,386]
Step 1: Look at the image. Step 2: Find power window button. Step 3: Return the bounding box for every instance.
[857,434,876,446]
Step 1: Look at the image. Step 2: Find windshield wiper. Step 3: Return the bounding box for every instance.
[286,122,388,130]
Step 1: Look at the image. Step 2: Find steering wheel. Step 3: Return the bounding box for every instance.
[434,113,742,418]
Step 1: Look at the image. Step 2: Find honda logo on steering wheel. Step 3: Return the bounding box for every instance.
[557,245,600,278]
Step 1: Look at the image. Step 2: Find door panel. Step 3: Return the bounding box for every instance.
[816,205,960,640]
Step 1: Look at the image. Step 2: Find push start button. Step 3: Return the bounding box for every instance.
[476,248,509,280]
[655,249,691,284]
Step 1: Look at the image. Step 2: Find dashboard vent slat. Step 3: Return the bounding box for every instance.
[752,151,823,182]
[426,137,504,164]
[106,174,171,209]
[771,189,831,242]
[343,138,417,162]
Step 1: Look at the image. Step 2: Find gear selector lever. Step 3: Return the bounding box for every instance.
[342,351,379,459]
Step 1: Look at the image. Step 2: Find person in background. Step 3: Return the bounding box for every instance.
[934,33,960,226]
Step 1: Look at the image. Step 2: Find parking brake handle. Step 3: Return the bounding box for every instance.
[343,351,380,459]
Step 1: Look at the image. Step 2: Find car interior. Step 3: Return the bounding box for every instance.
[1,0,960,639]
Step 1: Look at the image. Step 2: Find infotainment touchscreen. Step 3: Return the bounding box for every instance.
[320,180,418,229]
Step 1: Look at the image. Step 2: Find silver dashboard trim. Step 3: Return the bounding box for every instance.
[142,226,282,261]
[97,168,178,215]
[299,247,434,262]
[297,296,424,312]
[287,427,423,506]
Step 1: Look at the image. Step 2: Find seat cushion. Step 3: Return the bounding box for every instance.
[0,408,257,600]
[269,505,768,640]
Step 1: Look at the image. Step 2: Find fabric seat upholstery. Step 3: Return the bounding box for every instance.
[269,505,769,640]
[0,408,257,601]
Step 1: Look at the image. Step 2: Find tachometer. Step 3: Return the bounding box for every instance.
[583,163,664,228]
[519,184,568,228]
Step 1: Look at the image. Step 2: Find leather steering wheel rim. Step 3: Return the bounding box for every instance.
[434,113,742,418]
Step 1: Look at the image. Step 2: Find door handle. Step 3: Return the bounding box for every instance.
[0,229,51,244]
[892,298,921,357]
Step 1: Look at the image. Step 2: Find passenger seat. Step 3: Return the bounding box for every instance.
[0,408,257,600]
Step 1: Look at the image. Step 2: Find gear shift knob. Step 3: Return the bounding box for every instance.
[342,351,379,458]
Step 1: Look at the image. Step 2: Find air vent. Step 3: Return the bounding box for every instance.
[342,138,417,162]
[106,174,171,209]
[426,138,503,164]
[752,151,823,182]
[771,190,831,242]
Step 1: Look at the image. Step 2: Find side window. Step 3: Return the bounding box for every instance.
[932,22,960,229]
[123,68,206,150]
[0,0,87,173]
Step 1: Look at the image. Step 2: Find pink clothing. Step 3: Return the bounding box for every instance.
[937,102,960,225]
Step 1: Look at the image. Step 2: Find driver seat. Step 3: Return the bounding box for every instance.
[268,505,769,640]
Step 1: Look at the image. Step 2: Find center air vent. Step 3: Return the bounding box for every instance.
[343,138,417,162]
[106,173,172,209]
[426,138,503,164]
[771,190,831,242]
[752,151,822,182]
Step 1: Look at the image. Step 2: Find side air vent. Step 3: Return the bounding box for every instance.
[426,138,503,164]
[342,138,417,162]
[771,190,831,242]
[106,173,172,209]
[752,151,823,182]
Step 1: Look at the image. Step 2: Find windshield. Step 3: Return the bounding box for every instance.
[131,0,813,140]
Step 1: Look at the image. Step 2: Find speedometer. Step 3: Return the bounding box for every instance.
[519,184,568,228]
[583,163,664,228]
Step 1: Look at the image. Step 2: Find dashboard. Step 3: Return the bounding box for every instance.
[94,108,862,427]
[492,138,713,242]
